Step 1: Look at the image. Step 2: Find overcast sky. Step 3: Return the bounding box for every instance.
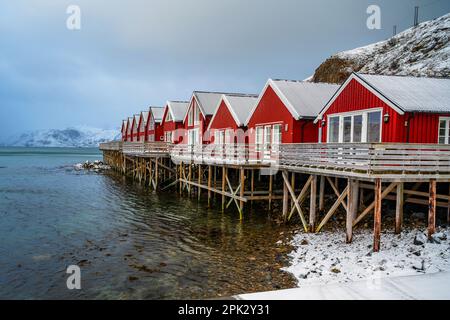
[0,0,449,136]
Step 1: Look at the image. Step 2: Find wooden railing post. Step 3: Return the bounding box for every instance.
[395,182,404,234]
[428,179,437,239]
[373,178,382,252]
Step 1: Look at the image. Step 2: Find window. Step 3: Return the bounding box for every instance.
[188,106,194,126]
[214,130,224,145]
[439,117,450,144]
[328,117,339,143]
[165,131,173,143]
[273,124,282,144]
[367,111,381,143]
[256,126,263,151]
[188,129,199,145]
[165,111,172,122]
[149,116,155,131]
[327,109,382,143]
[195,105,201,124]
[264,126,272,150]
[225,129,234,144]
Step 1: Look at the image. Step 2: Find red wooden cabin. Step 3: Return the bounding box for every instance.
[137,111,149,142]
[121,120,127,141]
[161,101,189,143]
[315,73,450,144]
[147,107,165,142]
[126,117,133,141]
[182,91,242,145]
[207,94,258,145]
[246,79,339,148]
[130,114,140,142]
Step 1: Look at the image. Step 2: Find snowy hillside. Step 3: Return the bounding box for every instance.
[2,126,120,148]
[312,13,450,83]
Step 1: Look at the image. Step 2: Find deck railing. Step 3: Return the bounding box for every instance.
[100,141,450,178]
[99,141,122,151]
[122,141,172,156]
[170,144,279,165]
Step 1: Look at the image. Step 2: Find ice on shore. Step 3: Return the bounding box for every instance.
[283,227,450,286]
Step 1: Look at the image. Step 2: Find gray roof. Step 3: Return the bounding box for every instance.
[222,94,258,126]
[140,111,149,126]
[357,73,450,113]
[193,91,248,116]
[271,79,340,119]
[167,101,189,122]
[149,106,164,123]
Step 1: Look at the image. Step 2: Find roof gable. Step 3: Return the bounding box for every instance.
[207,94,258,130]
[166,101,189,122]
[246,79,339,124]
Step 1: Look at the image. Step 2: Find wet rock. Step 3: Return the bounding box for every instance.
[411,212,426,220]
[300,239,309,245]
[433,232,447,241]
[128,276,139,281]
[75,160,111,171]
[414,233,427,245]
[430,234,441,244]
[330,267,341,274]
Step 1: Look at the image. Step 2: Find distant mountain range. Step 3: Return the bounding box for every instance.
[312,13,450,84]
[1,126,120,148]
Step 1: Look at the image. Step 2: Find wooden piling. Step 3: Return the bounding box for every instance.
[198,165,202,201]
[346,179,359,243]
[319,175,325,212]
[428,179,436,239]
[268,174,273,210]
[222,166,226,211]
[282,171,289,221]
[395,182,404,234]
[373,178,382,252]
[447,183,450,225]
[309,175,317,231]
[239,168,245,219]
[208,165,212,207]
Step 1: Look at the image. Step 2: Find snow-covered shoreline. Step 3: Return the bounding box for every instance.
[282,226,450,287]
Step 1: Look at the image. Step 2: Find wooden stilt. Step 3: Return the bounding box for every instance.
[269,174,273,210]
[188,163,192,196]
[222,166,226,211]
[198,165,202,201]
[281,171,309,232]
[291,173,296,209]
[428,179,436,239]
[316,185,348,233]
[346,179,358,243]
[309,175,317,231]
[239,168,245,220]
[395,182,404,234]
[319,175,325,212]
[447,183,450,225]
[155,158,159,190]
[251,169,255,205]
[373,178,382,252]
[208,165,212,207]
[282,171,289,221]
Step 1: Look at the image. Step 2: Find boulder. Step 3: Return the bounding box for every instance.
[413,233,427,245]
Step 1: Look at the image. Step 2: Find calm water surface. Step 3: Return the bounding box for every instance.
[0,147,296,299]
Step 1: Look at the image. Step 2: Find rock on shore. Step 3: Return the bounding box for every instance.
[74,160,111,172]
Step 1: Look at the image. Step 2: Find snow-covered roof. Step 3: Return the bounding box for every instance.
[133,115,140,129]
[149,107,164,123]
[316,73,450,121]
[207,94,258,130]
[357,73,450,113]
[127,117,133,133]
[140,111,149,126]
[247,79,339,123]
[167,101,189,122]
[122,120,127,131]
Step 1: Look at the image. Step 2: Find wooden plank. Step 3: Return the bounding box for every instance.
[179,178,247,202]
[198,165,202,201]
[269,174,273,210]
[428,179,436,239]
[326,176,348,211]
[373,178,382,252]
[287,176,313,222]
[222,167,226,211]
[282,171,308,232]
[395,182,404,234]
[316,185,348,233]
[353,182,398,227]
[309,175,317,231]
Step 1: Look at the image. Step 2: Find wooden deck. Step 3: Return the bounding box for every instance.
[100,142,450,181]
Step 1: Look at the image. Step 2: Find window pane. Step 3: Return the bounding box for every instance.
[264,126,271,147]
[343,116,351,143]
[328,117,339,143]
[273,124,282,144]
[353,115,363,143]
[367,111,381,143]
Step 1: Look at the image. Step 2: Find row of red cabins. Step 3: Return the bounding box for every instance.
[121,73,450,147]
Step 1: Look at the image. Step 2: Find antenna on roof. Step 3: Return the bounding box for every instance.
[414,6,419,27]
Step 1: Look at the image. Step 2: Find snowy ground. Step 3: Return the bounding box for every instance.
[282,226,450,286]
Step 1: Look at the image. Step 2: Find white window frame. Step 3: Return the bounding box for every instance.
[327,108,382,143]
[188,128,199,145]
[273,124,282,144]
[165,111,172,122]
[438,117,450,144]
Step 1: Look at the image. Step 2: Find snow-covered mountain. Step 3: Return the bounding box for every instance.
[312,13,450,84]
[2,126,120,148]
